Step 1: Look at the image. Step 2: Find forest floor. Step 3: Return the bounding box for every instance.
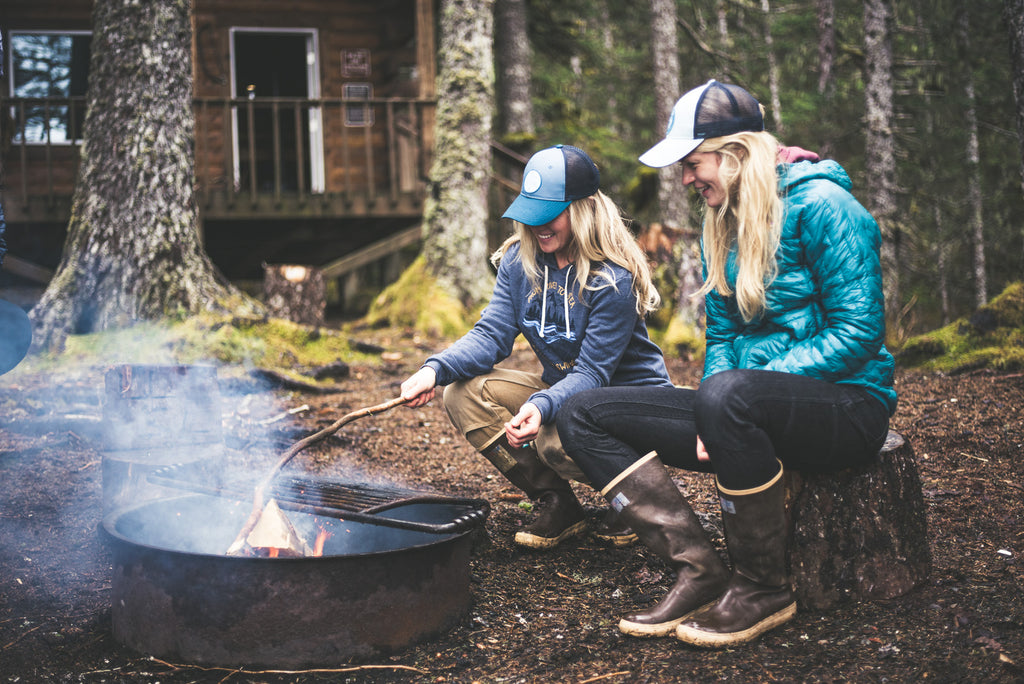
[1,324,1022,684]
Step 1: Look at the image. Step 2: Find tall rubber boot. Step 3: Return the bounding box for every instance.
[481,435,587,550]
[676,464,796,648]
[603,452,730,637]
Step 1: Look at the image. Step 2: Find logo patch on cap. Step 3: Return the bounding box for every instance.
[523,169,543,194]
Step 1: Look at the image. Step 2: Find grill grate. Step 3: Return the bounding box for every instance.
[148,464,489,534]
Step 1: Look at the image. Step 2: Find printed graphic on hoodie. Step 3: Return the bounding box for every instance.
[523,271,580,374]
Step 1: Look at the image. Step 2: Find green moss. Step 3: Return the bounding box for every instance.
[897,281,1024,373]
[365,256,473,338]
[657,314,705,362]
[16,313,375,386]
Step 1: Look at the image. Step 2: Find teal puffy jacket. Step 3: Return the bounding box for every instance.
[702,159,898,415]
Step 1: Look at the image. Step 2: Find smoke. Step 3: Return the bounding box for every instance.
[99,360,430,557]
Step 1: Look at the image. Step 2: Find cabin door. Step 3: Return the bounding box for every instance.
[230,29,325,195]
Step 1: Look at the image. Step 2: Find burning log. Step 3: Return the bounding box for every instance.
[242,499,313,557]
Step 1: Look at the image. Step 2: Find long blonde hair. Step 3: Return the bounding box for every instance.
[492,190,661,316]
[694,130,784,321]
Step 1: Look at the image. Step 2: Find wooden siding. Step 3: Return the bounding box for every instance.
[1,0,436,225]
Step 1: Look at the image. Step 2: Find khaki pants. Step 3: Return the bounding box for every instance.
[442,368,588,483]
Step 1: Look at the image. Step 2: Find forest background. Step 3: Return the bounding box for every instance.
[487,0,1024,341]
[7,0,1024,352]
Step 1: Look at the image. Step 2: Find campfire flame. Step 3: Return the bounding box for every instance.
[237,499,333,558]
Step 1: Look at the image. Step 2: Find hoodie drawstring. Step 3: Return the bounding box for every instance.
[539,264,572,339]
[563,265,572,337]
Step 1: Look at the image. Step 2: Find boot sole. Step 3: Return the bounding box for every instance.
[618,599,718,637]
[675,601,797,648]
[593,532,638,547]
[514,520,588,550]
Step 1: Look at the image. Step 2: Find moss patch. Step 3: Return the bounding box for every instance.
[897,281,1024,373]
[657,313,705,362]
[364,256,474,339]
[17,313,376,386]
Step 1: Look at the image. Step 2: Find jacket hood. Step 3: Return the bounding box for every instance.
[779,159,852,194]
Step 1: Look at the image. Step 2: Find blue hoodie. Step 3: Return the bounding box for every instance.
[425,243,672,423]
[702,159,898,414]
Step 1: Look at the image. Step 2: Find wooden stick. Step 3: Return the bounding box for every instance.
[226,396,408,554]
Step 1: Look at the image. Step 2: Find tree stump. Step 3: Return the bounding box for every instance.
[785,431,931,610]
[263,264,326,327]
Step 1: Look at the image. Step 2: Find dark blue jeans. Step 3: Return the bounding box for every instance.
[557,369,891,491]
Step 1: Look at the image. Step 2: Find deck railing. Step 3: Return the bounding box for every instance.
[1,95,435,221]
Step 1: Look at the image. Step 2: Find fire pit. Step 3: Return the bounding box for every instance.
[102,485,489,667]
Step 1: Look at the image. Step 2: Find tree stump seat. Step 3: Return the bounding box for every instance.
[263,264,327,327]
[785,430,931,610]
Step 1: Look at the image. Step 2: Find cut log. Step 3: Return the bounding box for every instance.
[786,431,931,610]
[263,264,326,327]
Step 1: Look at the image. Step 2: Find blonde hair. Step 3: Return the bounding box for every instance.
[694,130,784,321]
[492,190,661,316]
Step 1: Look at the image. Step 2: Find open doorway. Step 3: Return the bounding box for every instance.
[230,29,324,194]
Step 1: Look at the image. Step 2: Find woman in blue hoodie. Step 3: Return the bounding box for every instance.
[401,145,674,550]
[558,81,897,647]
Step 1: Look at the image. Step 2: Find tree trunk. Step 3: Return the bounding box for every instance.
[649,0,702,332]
[816,0,835,97]
[29,0,255,352]
[422,0,496,307]
[650,0,686,233]
[1005,0,1024,197]
[761,0,784,138]
[716,0,730,45]
[957,8,988,307]
[495,0,534,140]
[786,432,931,610]
[816,0,836,158]
[862,0,900,321]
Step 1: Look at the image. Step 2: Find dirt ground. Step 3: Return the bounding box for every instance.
[1,327,1022,683]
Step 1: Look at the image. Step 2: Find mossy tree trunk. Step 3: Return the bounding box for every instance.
[1007,0,1024,197]
[421,0,496,309]
[863,0,900,321]
[29,0,257,352]
[495,0,534,141]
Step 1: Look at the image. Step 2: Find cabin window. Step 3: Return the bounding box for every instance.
[8,31,91,144]
[343,83,373,127]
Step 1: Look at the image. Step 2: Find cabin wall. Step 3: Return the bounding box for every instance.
[2,0,435,207]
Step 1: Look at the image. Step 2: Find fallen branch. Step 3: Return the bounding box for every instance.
[146,657,427,682]
[2,622,43,650]
[579,672,631,684]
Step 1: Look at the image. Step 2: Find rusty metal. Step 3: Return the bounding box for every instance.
[148,466,491,535]
[103,492,482,667]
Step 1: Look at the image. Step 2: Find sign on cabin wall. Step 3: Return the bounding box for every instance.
[342,49,371,78]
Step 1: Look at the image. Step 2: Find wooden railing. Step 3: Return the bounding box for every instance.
[0,95,435,222]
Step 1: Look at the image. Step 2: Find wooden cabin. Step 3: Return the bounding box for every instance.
[1,0,452,313]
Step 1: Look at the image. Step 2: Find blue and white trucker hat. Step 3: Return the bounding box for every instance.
[639,80,765,168]
[502,145,600,226]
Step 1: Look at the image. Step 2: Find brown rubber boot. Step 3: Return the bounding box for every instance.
[591,508,638,547]
[602,452,730,637]
[481,435,587,550]
[676,465,797,648]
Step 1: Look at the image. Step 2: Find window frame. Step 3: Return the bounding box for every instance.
[7,29,92,145]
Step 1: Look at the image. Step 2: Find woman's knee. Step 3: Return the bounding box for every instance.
[555,389,601,443]
[694,370,750,428]
[441,378,497,438]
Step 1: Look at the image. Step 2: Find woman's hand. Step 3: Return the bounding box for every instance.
[696,436,710,462]
[505,402,542,449]
[400,366,437,408]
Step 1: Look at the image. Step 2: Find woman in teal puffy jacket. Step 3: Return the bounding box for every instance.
[558,80,896,648]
